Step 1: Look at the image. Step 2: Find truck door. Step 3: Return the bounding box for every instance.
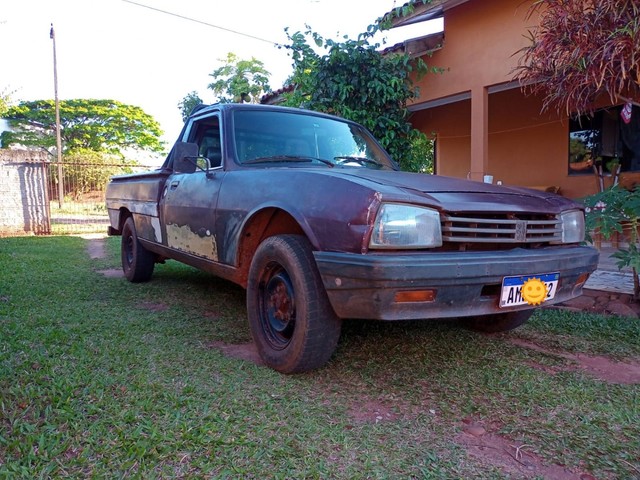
[159,114,224,262]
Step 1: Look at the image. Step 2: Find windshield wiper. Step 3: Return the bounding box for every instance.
[334,156,382,167]
[243,155,334,167]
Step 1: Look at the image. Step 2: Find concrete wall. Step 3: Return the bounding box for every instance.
[0,150,50,236]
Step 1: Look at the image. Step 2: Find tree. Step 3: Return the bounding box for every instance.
[516,0,640,115]
[1,99,164,157]
[280,26,433,172]
[0,87,12,117]
[178,91,203,122]
[51,148,131,199]
[208,52,271,104]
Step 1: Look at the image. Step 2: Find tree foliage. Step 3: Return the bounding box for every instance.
[516,0,640,115]
[0,87,12,117]
[281,26,433,172]
[584,185,640,297]
[178,91,203,122]
[208,52,271,104]
[377,0,433,30]
[51,149,131,200]
[1,99,164,157]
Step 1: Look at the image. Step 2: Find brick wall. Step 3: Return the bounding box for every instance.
[0,150,50,236]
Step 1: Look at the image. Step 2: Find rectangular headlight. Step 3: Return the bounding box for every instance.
[370,203,442,249]
[560,210,585,243]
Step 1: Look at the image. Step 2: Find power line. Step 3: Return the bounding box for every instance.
[121,0,281,46]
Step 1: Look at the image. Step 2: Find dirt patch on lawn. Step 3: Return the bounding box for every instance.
[139,301,169,313]
[81,234,124,278]
[347,398,402,424]
[508,338,640,385]
[85,236,107,259]
[207,341,264,366]
[457,419,594,480]
[85,236,125,278]
[97,269,124,278]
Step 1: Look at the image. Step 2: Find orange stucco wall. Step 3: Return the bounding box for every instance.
[407,0,640,198]
[413,0,537,101]
[411,100,471,179]
[412,88,615,198]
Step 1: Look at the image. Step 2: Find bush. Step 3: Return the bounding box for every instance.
[583,185,640,297]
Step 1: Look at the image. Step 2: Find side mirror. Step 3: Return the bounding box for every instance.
[174,142,199,173]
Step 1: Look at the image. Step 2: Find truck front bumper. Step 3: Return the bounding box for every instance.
[314,246,599,320]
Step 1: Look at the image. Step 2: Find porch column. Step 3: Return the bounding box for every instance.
[469,86,489,182]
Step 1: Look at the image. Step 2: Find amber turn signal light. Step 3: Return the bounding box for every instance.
[394,290,437,303]
[575,272,590,288]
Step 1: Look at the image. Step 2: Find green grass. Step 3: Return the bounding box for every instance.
[1,236,638,479]
[48,197,109,235]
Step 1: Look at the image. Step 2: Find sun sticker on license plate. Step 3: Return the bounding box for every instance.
[500,273,559,308]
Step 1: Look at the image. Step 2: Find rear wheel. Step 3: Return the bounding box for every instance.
[247,235,341,374]
[464,310,533,333]
[121,216,155,283]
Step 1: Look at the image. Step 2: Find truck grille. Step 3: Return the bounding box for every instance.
[441,213,562,244]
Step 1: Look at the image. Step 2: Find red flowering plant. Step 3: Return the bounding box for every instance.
[516,0,640,116]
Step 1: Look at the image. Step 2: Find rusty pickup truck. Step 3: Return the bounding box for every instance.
[106,103,599,373]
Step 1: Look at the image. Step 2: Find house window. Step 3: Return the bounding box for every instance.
[568,105,640,175]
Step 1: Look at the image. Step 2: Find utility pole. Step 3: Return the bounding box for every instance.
[50,23,64,208]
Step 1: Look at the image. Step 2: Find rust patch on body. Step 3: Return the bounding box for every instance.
[166,223,218,261]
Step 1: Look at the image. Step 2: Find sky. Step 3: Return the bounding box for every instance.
[1,0,440,156]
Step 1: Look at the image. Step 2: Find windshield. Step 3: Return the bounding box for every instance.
[232,110,397,170]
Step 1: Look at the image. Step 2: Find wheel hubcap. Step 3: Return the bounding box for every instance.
[125,235,134,266]
[261,268,296,348]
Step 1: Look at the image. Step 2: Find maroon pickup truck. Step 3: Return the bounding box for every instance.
[106,103,598,373]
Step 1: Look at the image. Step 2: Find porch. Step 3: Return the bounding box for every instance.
[561,245,639,318]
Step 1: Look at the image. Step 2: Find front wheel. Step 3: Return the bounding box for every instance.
[247,235,341,374]
[463,310,533,333]
[121,216,155,283]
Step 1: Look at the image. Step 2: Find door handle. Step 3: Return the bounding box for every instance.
[170,181,180,190]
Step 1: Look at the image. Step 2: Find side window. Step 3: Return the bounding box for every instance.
[569,105,640,176]
[188,116,222,168]
[568,113,601,175]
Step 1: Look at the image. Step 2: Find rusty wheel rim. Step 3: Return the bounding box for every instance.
[259,265,296,350]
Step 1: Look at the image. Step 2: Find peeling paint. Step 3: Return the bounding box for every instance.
[166,223,218,261]
[222,213,244,265]
[151,217,163,243]
[366,192,383,224]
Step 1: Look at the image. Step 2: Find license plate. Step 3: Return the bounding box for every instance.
[500,273,559,308]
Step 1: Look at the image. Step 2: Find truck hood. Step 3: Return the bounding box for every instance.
[330,169,580,213]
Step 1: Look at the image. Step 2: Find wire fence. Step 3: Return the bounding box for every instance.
[49,161,160,235]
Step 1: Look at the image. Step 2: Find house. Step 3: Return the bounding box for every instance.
[384,0,640,199]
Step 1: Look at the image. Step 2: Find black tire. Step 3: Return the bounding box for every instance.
[121,216,155,283]
[247,235,342,374]
[464,310,533,333]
